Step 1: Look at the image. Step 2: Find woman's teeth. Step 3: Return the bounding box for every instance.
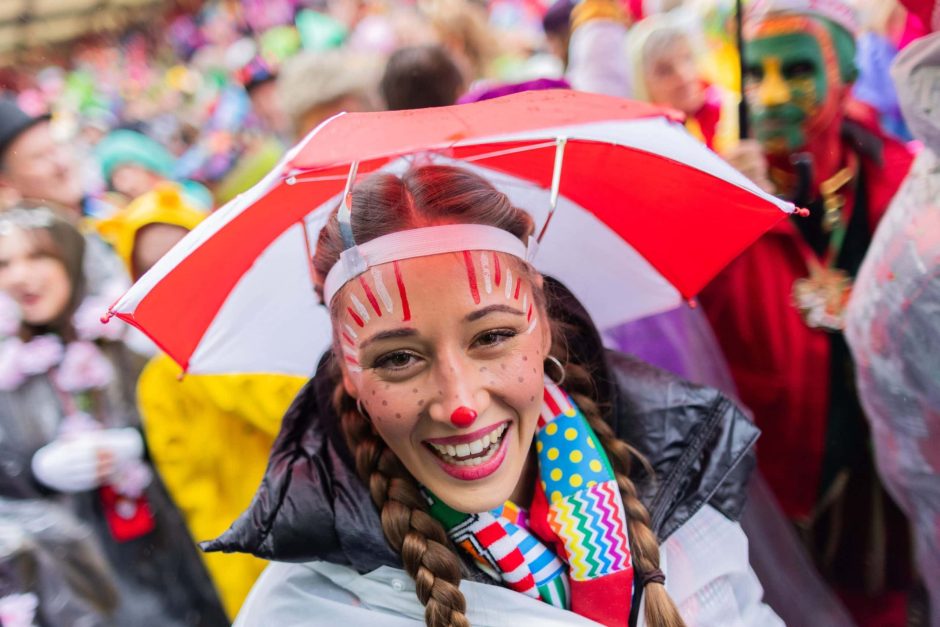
[429,423,508,467]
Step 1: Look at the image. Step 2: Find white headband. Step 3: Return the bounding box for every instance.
[322,224,537,305]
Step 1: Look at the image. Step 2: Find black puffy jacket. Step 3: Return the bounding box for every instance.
[206,280,759,623]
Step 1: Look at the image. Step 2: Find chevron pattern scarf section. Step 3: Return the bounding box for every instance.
[425,379,635,626]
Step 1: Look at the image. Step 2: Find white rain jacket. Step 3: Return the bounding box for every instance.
[235,505,781,627]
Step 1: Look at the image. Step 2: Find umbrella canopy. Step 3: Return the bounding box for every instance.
[109,89,793,376]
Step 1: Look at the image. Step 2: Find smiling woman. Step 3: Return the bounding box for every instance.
[216,165,782,627]
[0,206,228,626]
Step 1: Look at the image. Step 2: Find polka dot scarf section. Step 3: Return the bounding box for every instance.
[424,379,635,626]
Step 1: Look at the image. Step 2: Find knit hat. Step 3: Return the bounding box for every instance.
[95,129,175,184]
[0,98,50,160]
[96,182,206,274]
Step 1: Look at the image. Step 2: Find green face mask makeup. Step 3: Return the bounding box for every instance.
[744,14,853,155]
[745,31,827,153]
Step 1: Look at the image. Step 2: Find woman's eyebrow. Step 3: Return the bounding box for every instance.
[358,328,418,349]
[465,304,525,322]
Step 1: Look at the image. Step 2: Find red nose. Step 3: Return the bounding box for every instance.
[450,406,478,428]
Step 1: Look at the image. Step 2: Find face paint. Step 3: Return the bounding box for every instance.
[745,15,842,155]
[392,261,411,321]
[334,251,551,513]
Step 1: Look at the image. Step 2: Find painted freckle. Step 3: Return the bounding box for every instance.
[500,364,506,370]
[412,388,418,394]
[418,399,425,406]
[530,395,536,402]
[382,400,388,406]
[517,376,524,383]
[395,413,402,419]
[522,356,528,362]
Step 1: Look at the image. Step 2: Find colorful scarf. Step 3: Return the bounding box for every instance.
[426,380,635,626]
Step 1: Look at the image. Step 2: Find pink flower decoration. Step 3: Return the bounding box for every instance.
[53,341,114,393]
[59,411,102,436]
[0,339,26,391]
[0,593,38,627]
[114,461,153,498]
[18,335,64,376]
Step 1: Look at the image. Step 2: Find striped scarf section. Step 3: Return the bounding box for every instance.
[425,380,635,625]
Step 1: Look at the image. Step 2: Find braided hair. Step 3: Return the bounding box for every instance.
[314,165,686,627]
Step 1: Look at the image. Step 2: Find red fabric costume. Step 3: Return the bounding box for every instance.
[699,106,913,520]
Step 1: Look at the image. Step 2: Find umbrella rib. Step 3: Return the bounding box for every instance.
[338,161,360,249]
[285,141,557,184]
[287,173,351,184]
[300,218,319,297]
[538,137,568,243]
[286,140,557,185]
[455,140,557,163]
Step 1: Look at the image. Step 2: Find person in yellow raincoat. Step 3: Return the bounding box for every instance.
[97,184,306,619]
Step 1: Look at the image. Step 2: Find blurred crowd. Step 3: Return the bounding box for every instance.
[0,0,937,625]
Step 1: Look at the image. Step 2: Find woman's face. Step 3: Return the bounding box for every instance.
[644,38,705,116]
[336,251,551,513]
[0,228,71,326]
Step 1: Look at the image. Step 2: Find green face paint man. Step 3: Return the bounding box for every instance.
[743,12,858,184]
[745,28,829,153]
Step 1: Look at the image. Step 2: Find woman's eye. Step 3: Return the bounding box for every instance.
[373,351,421,371]
[474,329,517,348]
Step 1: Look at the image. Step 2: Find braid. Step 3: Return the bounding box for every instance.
[559,359,687,627]
[334,384,471,627]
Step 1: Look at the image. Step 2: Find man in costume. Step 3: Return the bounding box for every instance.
[699,0,916,620]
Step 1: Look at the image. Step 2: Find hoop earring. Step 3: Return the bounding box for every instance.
[356,397,369,419]
[544,355,566,386]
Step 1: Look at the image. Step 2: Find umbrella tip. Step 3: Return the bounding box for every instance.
[795,207,811,218]
[101,311,115,324]
[686,298,698,309]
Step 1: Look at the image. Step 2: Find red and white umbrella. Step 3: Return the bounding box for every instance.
[108,90,793,375]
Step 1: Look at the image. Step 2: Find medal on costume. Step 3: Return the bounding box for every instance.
[791,162,856,331]
[792,261,852,331]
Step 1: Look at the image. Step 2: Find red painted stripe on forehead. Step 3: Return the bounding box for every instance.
[341,332,356,346]
[527,303,533,322]
[347,307,364,327]
[359,276,382,316]
[463,251,481,304]
[393,261,411,322]
[514,278,522,300]
[493,254,501,287]
[344,355,360,366]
